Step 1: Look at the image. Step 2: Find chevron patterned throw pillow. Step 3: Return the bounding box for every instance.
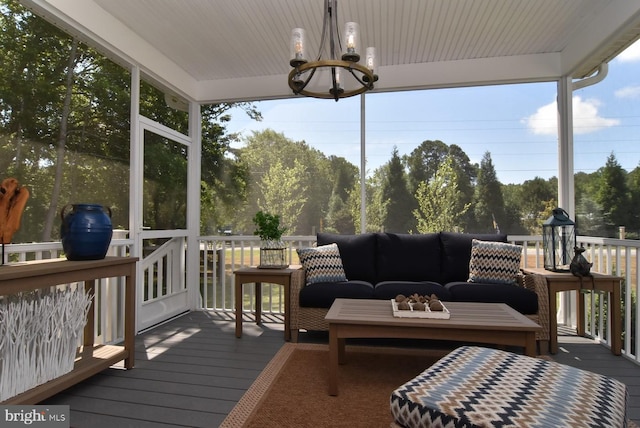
[297,243,347,285]
[468,239,522,285]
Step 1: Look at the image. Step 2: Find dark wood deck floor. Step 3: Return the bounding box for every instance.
[42,311,640,427]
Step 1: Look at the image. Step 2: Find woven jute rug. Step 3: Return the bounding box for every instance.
[220,343,638,427]
[219,342,450,428]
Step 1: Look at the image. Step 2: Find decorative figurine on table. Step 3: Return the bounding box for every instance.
[0,177,30,264]
[570,245,594,288]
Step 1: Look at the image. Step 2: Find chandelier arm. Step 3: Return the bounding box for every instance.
[290,66,319,94]
[345,66,374,90]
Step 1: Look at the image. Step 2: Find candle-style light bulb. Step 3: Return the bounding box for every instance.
[365,47,376,72]
[363,47,378,83]
[347,34,355,51]
[329,67,344,101]
[290,28,307,67]
[342,22,360,62]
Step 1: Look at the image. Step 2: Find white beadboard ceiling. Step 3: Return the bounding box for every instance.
[19,0,640,103]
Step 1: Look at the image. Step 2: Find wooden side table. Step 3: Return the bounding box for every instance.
[522,267,622,355]
[234,265,303,341]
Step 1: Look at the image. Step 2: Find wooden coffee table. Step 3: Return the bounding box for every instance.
[325,299,541,396]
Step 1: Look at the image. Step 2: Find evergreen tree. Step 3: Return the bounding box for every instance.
[626,163,640,237]
[500,184,528,234]
[349,171,388,233]
[325,156,358,234]
[325,192,355,234]
[575,196,604,237]
[381,147,414,233]
[473,152,505,233]
[596,153,630,237]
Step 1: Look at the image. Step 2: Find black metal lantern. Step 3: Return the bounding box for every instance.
[542,207,576,271]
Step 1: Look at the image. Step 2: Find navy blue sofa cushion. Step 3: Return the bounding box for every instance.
[376,233,442,282]
[440,232,507,283]
[317,232,377,284]
[373,281,451,301]
[299,280,374,308]
[445,281,538,315]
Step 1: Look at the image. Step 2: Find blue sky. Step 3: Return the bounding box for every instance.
[227,40,640,185]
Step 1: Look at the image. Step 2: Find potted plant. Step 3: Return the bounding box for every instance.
[252,211,288,268]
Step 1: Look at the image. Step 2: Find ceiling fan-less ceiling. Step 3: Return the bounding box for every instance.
[288,0,379,102]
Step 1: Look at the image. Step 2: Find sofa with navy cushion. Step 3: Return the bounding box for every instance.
[290,231,549,351]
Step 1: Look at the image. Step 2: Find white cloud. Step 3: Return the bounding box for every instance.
[616,40,640,63]
[524,101,557,135]
[525,96,620,135]
[615,85,640,99]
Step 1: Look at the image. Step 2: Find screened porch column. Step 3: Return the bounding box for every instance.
[129,65,142,262]
[186,101,202,310]
[557,75,575,217]
[359,94,366,233]
[556,75,577,329]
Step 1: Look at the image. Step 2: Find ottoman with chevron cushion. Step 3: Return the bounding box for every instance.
[390,346,629,428]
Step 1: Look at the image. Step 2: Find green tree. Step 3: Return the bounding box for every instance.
[413,156,470,232]
[595,152,629,237]
[575,196,604,237]
[325,156,358,234]
[501,184,528,235]
[406,140,450,192]
[0,2,97,241]
[257,160,308,231]
[406,140,476,230]
[381,147,414,233]
[349,172,388,233]
[199,102,260,234]
[518,177,556,234]
[627,163,640,237]
[239,129,336,235]
[472,152,505,233]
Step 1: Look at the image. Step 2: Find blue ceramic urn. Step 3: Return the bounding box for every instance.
[61,203,113,260]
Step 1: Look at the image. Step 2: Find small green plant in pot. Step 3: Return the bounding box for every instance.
[252,211,288,268]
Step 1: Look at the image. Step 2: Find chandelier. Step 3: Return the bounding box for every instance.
[288,0,378,101]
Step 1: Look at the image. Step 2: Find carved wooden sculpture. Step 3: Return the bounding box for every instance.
[0,177,30,244]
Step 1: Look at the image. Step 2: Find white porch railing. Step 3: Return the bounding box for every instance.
[1,234,133,346]
[137,236,188,331]
[198,235,315,315]
[510,235,640,362]
[2,233,637,365]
